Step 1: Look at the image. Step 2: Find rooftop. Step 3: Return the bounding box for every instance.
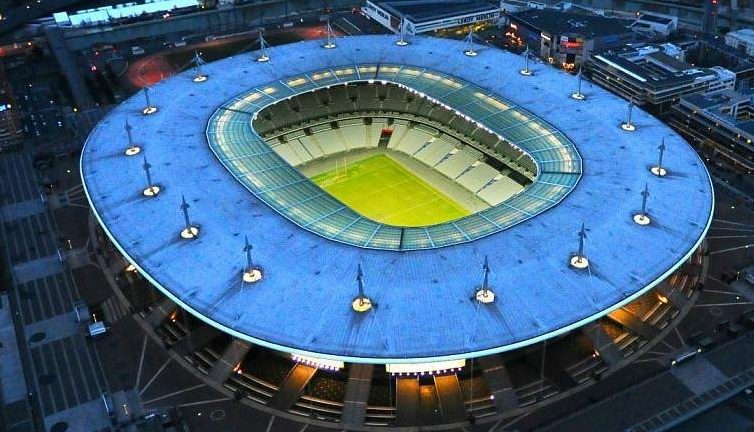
[637,13,675,25]
[592,44,722,89]
[374,0,499,23]
[682,89,754,137]
[81,35,713,363]
[726,28,754,44]
[510,9,632,38]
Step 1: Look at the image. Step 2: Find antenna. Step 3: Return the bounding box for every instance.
[142,87,158,115]
[396,18,408,46]
[257,29,270,62]
[141,155,160,197]
[570,223,589,269]
[323,21,336,49]
[352,262,373,312]
[519,47,533,76]
[242,235,263,283]
[633,183,651,225]
[192,51,208,82]
[124,118,141,156]
[475,256,495,304]
[571,68,586,100]
[179,194,199,239]
[464,28,478,57]
[620,99,636,131]
[651,138,668,177]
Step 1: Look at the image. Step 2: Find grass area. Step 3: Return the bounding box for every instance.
[311,154,470,227]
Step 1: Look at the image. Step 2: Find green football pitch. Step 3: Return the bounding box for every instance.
[310,154,470,227]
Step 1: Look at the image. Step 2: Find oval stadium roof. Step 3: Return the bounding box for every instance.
[81,35,713,363]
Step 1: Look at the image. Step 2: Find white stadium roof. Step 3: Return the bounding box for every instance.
[81,35,713,363]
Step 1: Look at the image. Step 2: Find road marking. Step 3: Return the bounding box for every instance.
[708,235,754,239]
[703,289,741,296]
[709,227,754,233]
[709,244,754,255]
[633,358,664,366]
[713,219,754,229]
[139,357,172,396]
[265,415,276,432]
[675,327,685,347]
[175,397,231,408]
[694,302,753,308]
[134,334,148,389]
[706,276,728,286]
[66,336,96,400]
[141,383,205,406]
[659,339,678,351]
[57,339,82,404]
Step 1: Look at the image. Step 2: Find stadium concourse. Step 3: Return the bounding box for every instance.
[81,35,713,429]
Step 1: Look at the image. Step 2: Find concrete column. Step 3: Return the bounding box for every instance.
[144,297,177,329]
[207,339,251,384]
[341,364,373,427]
[433,374,466,422]
[268,363,317,410]
[478,355,519,412]
[171,325,222,356]
[607,308,659,340]
[583,322,623,366]
[396,377,420,426]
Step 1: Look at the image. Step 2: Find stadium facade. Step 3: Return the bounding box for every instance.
[82,35,714,429]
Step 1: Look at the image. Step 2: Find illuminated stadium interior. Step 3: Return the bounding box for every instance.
[251,81,545,227]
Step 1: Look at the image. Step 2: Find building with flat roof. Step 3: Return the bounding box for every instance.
[674,89,754,172]
[588,43,736,113]
[364,0,501,34]
[725,28,754,57]
[629,12,678,37]
[507,9,635,69]
[0,64,23,150]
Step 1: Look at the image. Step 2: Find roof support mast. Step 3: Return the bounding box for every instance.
[570,223,589,269]
[242,235,263,283]
[352,262,373,312]
[141,155,160,197]
[179,194,199,240]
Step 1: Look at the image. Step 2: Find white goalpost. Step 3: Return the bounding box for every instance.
[322,156,349,186]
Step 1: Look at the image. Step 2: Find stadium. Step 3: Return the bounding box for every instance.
[81,35,713,429]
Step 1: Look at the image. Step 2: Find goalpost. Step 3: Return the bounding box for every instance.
[321,156,349,186]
